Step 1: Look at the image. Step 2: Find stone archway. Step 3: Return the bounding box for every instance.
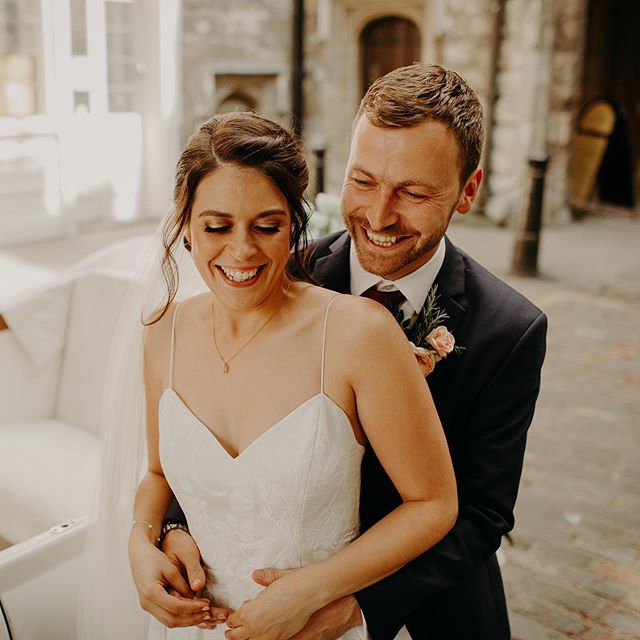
[218,91,257,114]
[360,16,421,96]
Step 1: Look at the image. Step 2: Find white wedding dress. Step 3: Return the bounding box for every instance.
[147,298,366,639]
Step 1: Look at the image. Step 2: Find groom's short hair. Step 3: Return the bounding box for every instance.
[356,63,484,184]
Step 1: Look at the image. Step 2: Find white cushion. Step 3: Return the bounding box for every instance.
[1,281,72,367]
[55,273,132,436]
[0,420,100,544]
[0,331,61,426]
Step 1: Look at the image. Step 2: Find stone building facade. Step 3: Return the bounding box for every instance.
[181,0,294,140]
[2,1,636,245]
[181,0,638,225]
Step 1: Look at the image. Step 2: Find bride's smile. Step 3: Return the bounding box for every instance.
[186,164,292,315]
[216,264,265,285]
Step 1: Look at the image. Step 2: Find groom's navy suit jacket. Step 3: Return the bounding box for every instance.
[308,231,547,640]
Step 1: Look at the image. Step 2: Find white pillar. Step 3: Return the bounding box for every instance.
[139,0,182,219]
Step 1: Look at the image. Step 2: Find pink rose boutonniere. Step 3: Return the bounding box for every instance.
[426,325,456,358]
[387,285,464,378]
[411,326,456,377]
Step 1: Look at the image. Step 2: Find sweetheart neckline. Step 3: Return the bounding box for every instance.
[160,388,362,461]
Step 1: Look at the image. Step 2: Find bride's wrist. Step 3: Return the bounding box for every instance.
[130,520,161,546]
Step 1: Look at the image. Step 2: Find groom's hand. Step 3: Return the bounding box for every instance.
[160,528,230,629]
[251,568,363,640]
[161,528,207,593]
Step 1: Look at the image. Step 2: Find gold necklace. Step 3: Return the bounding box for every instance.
[211,280,291,374]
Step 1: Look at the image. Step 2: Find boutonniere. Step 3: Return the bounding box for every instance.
[385,285,464,377]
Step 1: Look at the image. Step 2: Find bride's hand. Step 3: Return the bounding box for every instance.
[128,528,225,628]
[224,572,320,640]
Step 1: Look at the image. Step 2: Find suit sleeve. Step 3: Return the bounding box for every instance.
[164,495,188,526]
[355,312,548,640]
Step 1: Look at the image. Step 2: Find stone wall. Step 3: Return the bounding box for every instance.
[180,0,589,224]
[485,0,549,224]
[546,0,588,223]
[485,0,587,224]
[181,0,293,143]
[439,0,494,106]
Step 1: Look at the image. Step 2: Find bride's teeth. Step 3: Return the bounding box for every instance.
[220,266,259,282]
[366,230,399,247]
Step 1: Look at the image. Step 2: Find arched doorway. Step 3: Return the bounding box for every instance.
[218,92,257,114]
[360,16,421,96]
[577,0,639,208]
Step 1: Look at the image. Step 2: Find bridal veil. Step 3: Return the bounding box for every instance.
[77,217,206,639]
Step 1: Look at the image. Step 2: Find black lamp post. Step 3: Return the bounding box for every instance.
[511,151,549,276]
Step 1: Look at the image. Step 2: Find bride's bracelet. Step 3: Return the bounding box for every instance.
[132,520,161,545]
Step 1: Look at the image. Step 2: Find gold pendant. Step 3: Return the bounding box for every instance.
[223,362,229,374]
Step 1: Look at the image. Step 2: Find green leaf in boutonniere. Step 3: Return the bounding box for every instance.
[388,284,465,376]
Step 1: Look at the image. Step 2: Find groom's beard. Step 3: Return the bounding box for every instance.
[345,207,454,279]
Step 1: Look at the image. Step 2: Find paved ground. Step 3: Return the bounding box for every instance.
[448,216,640,640]
[2,214,639,638]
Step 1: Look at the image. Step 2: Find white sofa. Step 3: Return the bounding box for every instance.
[0,269,133,544]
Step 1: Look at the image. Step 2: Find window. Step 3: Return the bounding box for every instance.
[0,0,42,115]
[70,0,88,56]
[105,0,138,112]
[74,90,90,114]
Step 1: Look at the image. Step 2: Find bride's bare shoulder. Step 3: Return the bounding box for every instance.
[327,293,408,350]
[294,283,393,321]
[331,291,394,321]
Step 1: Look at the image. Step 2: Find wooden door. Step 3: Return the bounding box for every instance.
[360,17,421,96]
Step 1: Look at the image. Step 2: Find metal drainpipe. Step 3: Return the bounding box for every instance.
[478,0,507,212]
[291,0,304,137]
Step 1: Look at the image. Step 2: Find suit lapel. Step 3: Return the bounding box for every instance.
[431,236,467,336]
[312,231,352,293]
[427,237,468,402]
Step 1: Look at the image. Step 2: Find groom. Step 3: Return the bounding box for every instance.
[136,64,547,639]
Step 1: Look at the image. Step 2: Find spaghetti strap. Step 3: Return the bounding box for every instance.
[320,296,340,395]
[168,303,180,389]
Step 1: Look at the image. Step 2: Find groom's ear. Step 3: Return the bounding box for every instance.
[455,167,483,215]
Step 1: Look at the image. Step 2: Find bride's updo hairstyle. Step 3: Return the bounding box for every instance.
[153,111,312,322]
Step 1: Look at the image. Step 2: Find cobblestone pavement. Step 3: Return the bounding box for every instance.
[448,217,640,640]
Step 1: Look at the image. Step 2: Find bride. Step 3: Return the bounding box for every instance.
[87,112,456,640]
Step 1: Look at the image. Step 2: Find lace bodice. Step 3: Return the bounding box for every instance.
[159,388,363,610]
[149,297,365,639]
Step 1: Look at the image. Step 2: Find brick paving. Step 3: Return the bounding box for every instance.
[448,216,640,640]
